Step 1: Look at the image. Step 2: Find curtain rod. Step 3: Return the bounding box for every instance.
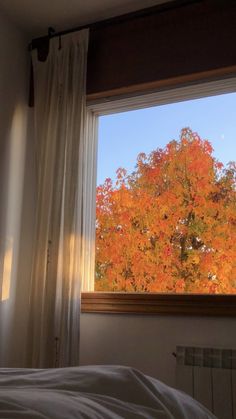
[29,0,203,51]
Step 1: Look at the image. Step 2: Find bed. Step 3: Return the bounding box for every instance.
[0,365,217,418]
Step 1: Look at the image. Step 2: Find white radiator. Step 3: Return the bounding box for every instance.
[175,346,236,419]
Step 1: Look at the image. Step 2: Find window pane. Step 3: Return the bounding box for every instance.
[95,93,236,294]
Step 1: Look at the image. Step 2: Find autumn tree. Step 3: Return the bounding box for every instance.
[95,128,236,294]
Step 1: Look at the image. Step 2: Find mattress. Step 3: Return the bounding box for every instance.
[0,365,217,418]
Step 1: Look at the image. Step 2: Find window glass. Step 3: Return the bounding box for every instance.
[95,93,236,294]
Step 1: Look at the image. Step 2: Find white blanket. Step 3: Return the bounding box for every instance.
[0,365,217,418]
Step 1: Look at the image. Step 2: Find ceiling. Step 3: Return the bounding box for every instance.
[0,0,172,39]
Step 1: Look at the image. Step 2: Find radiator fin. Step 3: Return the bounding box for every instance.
[212,369,233,419]
[176,364,193,397]
[193,366,212,412]
[233,371,236,419]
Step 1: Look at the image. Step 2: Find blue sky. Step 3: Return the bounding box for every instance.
[97,92,236,186]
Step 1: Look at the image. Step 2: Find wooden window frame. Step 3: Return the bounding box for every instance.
[81,292,236,316]
[83,68,236,316]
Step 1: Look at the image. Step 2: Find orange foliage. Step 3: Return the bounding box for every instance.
[95,128,236,294]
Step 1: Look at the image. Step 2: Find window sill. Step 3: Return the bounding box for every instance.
[81,292,236,316]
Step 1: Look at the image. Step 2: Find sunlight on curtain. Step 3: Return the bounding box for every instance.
[80,111,98,292]
[28,30,92,368]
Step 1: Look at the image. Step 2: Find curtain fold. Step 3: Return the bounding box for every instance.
[27,30,89,368]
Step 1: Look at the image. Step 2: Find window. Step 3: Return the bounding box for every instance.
[82,76,236,315]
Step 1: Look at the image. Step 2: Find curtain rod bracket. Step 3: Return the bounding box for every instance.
[48,27,56,37]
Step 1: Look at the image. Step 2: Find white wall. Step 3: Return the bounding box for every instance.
[0,8,34,366]
[80,313,236,387]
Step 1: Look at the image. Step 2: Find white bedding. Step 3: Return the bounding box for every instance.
[0,365,217,418]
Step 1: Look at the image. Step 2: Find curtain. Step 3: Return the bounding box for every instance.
[27,30,90,368]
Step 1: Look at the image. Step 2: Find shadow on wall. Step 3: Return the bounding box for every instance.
[0,103,30,366]
[1,237,13,301]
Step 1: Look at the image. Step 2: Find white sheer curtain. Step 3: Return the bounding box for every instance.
[26,29,94,368]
